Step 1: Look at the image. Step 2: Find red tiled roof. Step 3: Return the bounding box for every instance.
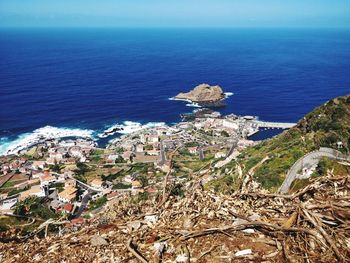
[63,203,74,212]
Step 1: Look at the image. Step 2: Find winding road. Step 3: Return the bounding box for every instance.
[278,147,348,194]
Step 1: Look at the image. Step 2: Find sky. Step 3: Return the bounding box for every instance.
[0,0,350,28]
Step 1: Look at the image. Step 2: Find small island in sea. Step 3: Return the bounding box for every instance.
[174,83,227,107]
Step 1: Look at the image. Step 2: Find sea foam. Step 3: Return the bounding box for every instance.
[98,121,166,138]
[0,126,94,156]
[224,92,234,98]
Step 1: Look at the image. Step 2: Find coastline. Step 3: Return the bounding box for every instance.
[0,110,291,156]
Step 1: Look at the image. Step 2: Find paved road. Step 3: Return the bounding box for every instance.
[67,175,101,192]
[159,141,166,166]
[71,190,93,219]
[278,147,347,194]
[227,139,238,157]
[198,148,204,161]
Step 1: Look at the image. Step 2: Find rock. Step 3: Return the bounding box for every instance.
[127,221,141,231]
[182,216,193,229]
[242,228,255,234]
[207,210,215,219]
[90,235,108,247]
[175,83,226,106]
[235,249,252,257]
[144,215,158,224]
[176,254,189,262]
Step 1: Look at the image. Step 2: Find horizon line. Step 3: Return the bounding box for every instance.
[1,25,350,30]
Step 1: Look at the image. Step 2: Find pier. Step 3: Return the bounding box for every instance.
[252,120,296,129]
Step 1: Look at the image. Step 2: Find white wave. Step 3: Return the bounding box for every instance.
[168,97,193,103]
[0,126,94,156]
[185,102,202,108]
[224,92,234,98]
[98,121,166,138]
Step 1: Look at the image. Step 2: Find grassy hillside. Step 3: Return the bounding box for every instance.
[209,93,350,193]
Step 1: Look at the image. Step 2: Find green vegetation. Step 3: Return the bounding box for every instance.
[89,196,107,211]
[138,175,149,187]
[170,184,185,197]
[73,162,91,182]
[144,145,153,151]
[1,181,15,188]
[7,186,29,196]
[115,147,124,154]
[91,149,105,162]
[221,130,230,137]
[102,170,123,182]
[51,182,65,192]
[112,183,132,189]
[0,216,40,233]
[212,94,350,192]
[49,164,65,173]
[206,174,236,194]
[14,196,57,220]
[185,141,200,147]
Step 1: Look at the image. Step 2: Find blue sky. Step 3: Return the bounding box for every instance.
[1,0,350,28]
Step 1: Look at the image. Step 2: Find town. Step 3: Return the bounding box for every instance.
[0,110,293,229]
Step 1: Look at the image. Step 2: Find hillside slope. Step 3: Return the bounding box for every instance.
[210,93,350,192]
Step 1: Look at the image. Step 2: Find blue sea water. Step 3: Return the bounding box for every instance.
[0,28,350,153]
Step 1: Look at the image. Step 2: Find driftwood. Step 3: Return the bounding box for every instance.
[126,238,148,263]
[0,173,349,262]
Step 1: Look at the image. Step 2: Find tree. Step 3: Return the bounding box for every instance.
[138,175,149,187]
[221,130,230,137]
[14,196,56,220]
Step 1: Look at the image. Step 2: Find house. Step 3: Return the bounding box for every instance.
[124,175,133,183]
[148,134,159,143]
[9,161,20,170]
[156,127,168,136]
[91,178,103,189]
[107,191,118,200]
[65,179,76,188]
[58,186,77,203]
[63,203,74,213]
[31,171,44,179]
[215,152,226,159]
[135,144,144,153]
[145,186,158,194]
[49,152,63,163]
[32,161,45,170]
[146,149,159,156]
[131,180,142,188]
[223,119,239,130]
[19,185,46,201]
[69,146,84,159]
[140,134,146,144]
[107,154,119,163]
[337,141,343,149]
[122,151,133,161]
[39,173,56,187]
[46,157,57,165]
[0,198,18,214]
[188,147,198,154]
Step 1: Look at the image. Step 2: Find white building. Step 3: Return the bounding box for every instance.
[223,119,239,130]
[215,152,226,159]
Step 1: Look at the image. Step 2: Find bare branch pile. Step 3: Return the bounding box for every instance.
[0,173,349,262]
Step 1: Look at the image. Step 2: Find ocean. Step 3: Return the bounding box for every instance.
[1,28,350,154]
